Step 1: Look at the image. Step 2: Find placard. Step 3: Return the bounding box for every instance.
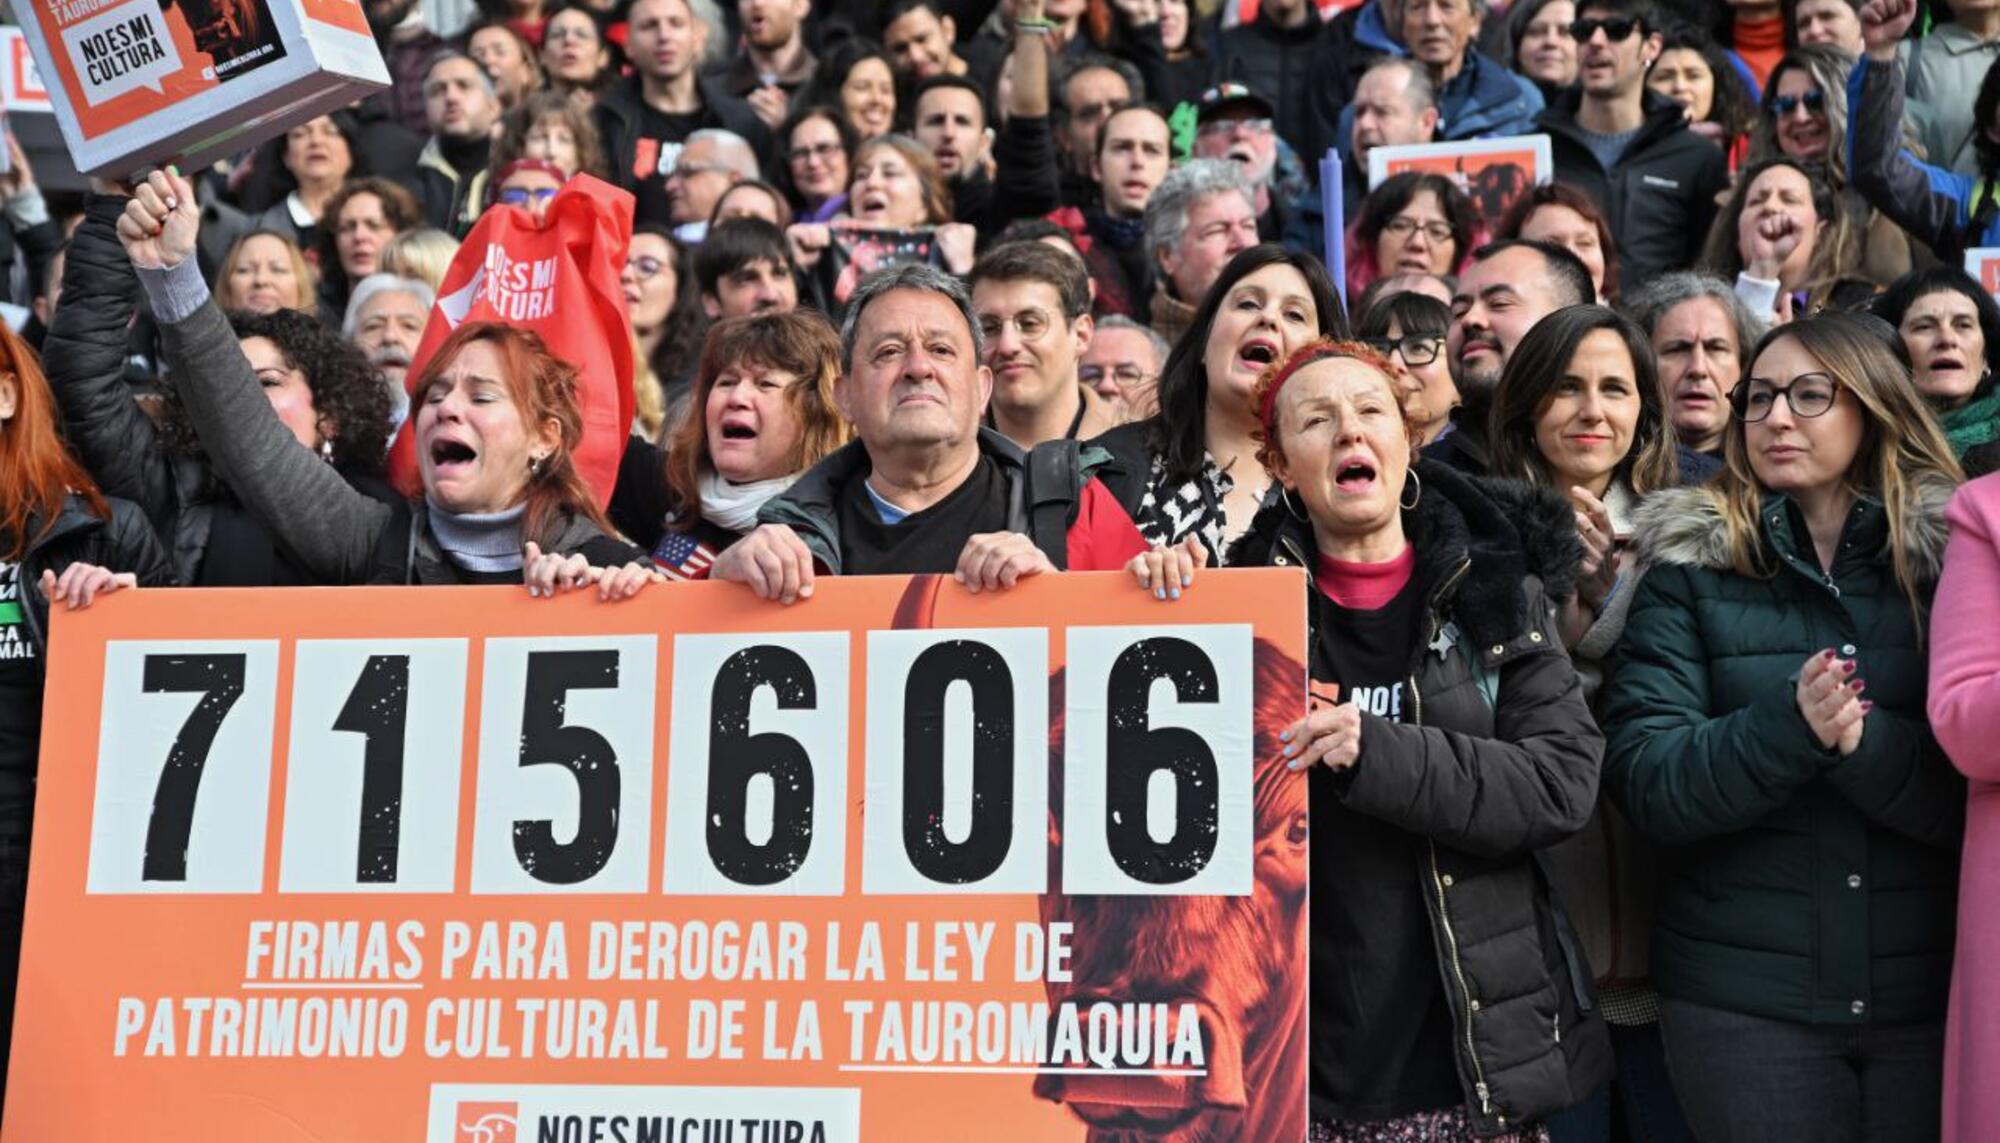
[1368,134,1554,227]
[0,27,52,112]
[8,0,387,175]
[5,570,1309,1141]
[1964,246,2000,300]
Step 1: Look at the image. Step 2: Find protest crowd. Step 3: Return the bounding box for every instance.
[11,0,2000,1135]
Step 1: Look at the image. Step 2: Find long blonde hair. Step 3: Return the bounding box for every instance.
[1711,313,1961,620]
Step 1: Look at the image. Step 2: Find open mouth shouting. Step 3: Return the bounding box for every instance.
[428,435,478,480]
[1333,454,1379,495]
[1236,335,1279,374]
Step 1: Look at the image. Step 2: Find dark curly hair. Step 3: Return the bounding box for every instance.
[154,308,395,475]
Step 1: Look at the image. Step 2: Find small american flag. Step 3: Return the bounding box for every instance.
[651,529,719,581]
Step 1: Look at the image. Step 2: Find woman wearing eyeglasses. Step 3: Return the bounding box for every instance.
[621,224,704,435]
[487,159,567,224]
[1602,311,1965,1141]
[1345,173,1483,302]
[774,106,855,224]
[1355,289,1458,445]
[1748,43,1914,288]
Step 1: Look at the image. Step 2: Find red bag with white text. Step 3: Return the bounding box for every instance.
[385,175,635,507]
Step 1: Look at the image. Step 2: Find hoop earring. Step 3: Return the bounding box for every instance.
[1281,486,1308,521]
[1400,467,1422,511]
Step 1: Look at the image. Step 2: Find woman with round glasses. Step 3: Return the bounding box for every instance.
[1356,289,1457,445]
[775,106,855,224]
[1602,311,1965,1140]
[1346,172,1482,301]
[487,159,567,224]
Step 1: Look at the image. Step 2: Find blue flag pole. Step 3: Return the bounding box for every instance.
[1321,148,1346,308]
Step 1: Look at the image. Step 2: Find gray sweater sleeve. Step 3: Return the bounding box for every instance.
[140,258,395,581]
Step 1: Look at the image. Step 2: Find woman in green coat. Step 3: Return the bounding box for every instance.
[1601,311,1966,1142]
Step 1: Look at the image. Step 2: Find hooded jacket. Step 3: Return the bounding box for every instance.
[757,429,1143,574]
[1230,462,1612,1134]
[1536,89,1729,286]
[1603,483,1964,1026]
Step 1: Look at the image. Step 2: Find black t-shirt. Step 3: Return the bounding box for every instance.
[834,456,1010,575]
[1307,572,1466,1124]
[632,104,707,226]
[0,555,41,835]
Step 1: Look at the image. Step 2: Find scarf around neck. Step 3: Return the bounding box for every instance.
[1942,386,2000,458]
[426,500,528,573]
[699,469,794,533]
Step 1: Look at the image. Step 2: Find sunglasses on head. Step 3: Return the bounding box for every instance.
[1771,90,1827,116]
[1568,16,1640,41]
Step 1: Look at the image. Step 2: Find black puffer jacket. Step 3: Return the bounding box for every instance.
[1536,89,1729,287]
[1212,8,1322,155]
[1230,461,1612,1135]
[44,197,398,587]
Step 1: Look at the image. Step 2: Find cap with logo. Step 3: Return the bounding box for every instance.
[1195,82,1277,127]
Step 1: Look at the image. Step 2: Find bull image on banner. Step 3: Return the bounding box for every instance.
[4,571,1307,1140]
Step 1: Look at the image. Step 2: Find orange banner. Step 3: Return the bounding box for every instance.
[6,571,1307,1141]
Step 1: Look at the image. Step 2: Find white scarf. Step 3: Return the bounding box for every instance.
[698,470,793,533]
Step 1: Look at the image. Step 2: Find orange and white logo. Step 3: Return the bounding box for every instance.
[455,1102,517,1143]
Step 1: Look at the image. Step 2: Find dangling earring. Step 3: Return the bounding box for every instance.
[1281,485,1308,521]
[318,438,334,463]
[1400,467,1422,511]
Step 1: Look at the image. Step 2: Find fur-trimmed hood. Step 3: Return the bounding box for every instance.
[1630,476,1957,584]
[1229,459,1582,646]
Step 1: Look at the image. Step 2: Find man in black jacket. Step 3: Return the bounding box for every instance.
[1535,0,1726,284]
[413,53,502,236]
[914,39,1060,236]
[595,0,772,228]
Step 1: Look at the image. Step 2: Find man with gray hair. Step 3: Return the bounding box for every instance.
[1624,271,1765,461]
[1080,315,1169,422]
[667,129,759,240]
[713,263,1148,601]
[1144,159,1259,345]
[343,273,436,424]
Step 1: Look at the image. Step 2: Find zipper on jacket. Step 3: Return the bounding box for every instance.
[1408,640,1494,1121]
[1429,839,1493,1117]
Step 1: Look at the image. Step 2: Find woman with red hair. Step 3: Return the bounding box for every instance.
[0,319,172,1089]
[120,168,652,596]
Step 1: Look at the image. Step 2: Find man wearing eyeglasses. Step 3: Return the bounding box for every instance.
[1190,84,1287,241]
[970,241,1120,448]
[1080,315,1167,422]
[1534,0,1727,284]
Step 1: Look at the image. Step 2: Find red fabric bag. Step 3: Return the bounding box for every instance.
[386,175,636,507]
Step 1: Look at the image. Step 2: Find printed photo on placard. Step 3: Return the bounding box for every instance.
[1368,135,1554,227]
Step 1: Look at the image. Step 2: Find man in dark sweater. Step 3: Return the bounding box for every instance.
[1534,0,1726,283]
[715,264,1148,599]
[414,53,502,236]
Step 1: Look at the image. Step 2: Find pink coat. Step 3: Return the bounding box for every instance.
[1929,471,2000,1142]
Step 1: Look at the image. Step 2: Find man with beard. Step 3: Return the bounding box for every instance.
[1189,84,1289,241]
[342,273,433,427]
[1425,239,1595,474]
[596,0,770,228]
[706,0,814,132]
[913,36,1059,236]
[414,52,503,235]
[694,218,799,318]
[1534,0,1725,284]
